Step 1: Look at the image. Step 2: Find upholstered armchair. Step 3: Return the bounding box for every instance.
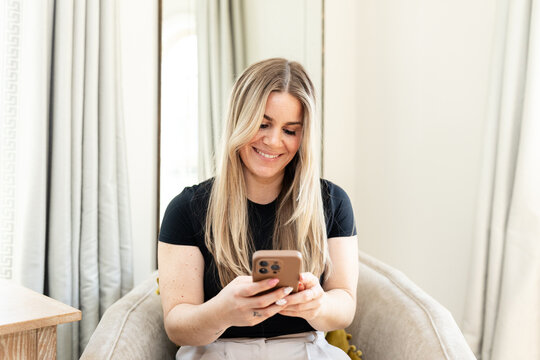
[80,251,476,359]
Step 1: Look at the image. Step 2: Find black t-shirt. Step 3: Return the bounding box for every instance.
[159,178,356,338]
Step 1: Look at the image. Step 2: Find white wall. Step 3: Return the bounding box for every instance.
[324,0,497,326]
[119,0,159,286]
[242,0,322,89]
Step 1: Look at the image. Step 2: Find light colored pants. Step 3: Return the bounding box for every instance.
[176,331,349,360]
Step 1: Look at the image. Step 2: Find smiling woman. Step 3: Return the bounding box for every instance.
[158,58,358,360]
[239,92,304,204]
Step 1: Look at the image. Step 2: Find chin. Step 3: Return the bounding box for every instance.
[254,171,281,181]
[248,165,285,181]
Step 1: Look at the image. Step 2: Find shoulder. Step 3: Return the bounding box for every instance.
[159,178,214,245]
[165,178,214,213]
[320,179,352,203]
[320,179,357,238]
[162,178,214,226]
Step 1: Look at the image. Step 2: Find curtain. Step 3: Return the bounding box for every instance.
[1,1,133,359]
[462,0,540,358]
[196,0,245,180]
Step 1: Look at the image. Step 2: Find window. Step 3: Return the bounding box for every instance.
[160,0,198,220]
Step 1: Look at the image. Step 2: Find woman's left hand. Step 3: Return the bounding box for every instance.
[277,272,326,321]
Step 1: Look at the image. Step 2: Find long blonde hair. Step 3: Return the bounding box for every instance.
[205,58,329,287]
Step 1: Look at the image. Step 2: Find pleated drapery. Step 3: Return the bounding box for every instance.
[48,0,133,358]
[196,0,245,180]
[462,0,540,358]
[0,1,133,359]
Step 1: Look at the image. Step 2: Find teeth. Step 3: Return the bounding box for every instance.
[255,149,279,159]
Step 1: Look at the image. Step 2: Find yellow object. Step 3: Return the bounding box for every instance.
[326,329,363,360]
[156,277,160,295]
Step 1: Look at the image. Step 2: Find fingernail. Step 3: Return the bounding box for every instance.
[275,298,287,306]
[283,287,293,295]
[268,278,279,286]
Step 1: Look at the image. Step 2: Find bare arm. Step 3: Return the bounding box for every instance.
[158,242,294,346]
[278,235,359,331]
[158,243,225,345]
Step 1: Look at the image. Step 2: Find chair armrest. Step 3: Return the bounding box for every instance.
[81,271,177,360]
[347,251,476,360]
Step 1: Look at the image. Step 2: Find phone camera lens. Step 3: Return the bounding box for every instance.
[271,264,280,271]
[259,268,268,274]
[260,261,268,267]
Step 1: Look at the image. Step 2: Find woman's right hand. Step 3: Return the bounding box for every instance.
[214,276,294,327]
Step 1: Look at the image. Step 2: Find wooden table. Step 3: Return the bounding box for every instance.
[0,279,82,360]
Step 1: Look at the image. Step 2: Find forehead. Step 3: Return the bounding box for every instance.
[264,92,303,124]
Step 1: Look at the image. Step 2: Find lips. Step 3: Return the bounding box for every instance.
[253,147,281,159]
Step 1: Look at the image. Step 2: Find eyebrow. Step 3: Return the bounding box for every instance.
[263,114,303,126]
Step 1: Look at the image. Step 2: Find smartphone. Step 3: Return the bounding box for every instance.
[252,250,302,293]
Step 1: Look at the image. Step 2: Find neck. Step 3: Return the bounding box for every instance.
[243,169,284,205]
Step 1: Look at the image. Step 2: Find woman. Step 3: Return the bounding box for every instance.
[158,58,358,359]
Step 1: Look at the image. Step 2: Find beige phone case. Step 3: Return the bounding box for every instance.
[252,250,302,293]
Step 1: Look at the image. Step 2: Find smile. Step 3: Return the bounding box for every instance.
[254,148,280,159]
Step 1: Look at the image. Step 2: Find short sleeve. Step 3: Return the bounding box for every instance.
[322,180,357,238]
[158,187,199,246]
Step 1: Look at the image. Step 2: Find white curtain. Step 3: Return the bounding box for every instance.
[0,1,133,359]
[196,0,245,180]
[462,0,540,358]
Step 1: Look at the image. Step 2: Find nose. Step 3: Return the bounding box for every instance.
[262,128,282,147]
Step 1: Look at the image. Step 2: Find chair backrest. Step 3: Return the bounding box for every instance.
[81,272,177,359]
[346,251,476,360]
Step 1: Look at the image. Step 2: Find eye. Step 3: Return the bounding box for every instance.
[260,123,269,129]
[283,129,296,136]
